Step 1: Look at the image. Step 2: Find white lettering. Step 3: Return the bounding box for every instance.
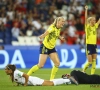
[11,50,26,68]
[81,49,87,68]
[59,49,77,68]
[96,49,100,68]
[0,50,9,68]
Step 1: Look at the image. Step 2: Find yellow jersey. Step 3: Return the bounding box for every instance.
[85,23,98,44]
[43,24,61,49]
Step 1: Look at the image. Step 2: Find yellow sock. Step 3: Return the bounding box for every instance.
[27,65,39,75]
[91,59,96,75]
[83,62,92,72]
[50,66,58,80]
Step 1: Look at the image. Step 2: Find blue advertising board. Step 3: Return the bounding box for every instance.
[0,45,100,69]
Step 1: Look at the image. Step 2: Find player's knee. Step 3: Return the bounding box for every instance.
[49,82,54,86]
[54,61,60,67]
[72,70,77,72]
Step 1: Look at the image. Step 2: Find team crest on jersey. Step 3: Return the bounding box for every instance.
[49,28,52,31]
[45,49,47,52]
[88,50,90,54]
[96,49,97,52]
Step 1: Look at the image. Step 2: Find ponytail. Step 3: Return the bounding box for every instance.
[53,17,64,26]
[53,18,57,25]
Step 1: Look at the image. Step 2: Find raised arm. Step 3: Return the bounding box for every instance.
[97,18,100,25]
[85,6,88,25]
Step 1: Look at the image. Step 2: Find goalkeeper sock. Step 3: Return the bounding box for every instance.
[91,59,96,75]
[50,66,58,80]
[27,65,39,75]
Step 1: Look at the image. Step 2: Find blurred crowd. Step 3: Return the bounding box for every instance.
[0,0,100,46]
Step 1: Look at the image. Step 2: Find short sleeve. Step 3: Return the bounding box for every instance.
[95,23,99,28]
[16,70,24,77]
[85,24,89,32]
[85,24,87,28]
[47,24,54,33]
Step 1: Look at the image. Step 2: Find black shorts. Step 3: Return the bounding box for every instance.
[86,44,97,55]
[40,44,56,55]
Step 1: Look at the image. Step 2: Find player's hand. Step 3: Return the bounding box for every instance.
[85,5,88,10]
[60,37,66,42]
[39,35,44,39]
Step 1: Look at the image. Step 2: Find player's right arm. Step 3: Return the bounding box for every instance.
[22,73,29,86]
[39,25,54,39]
[97,18,100,25]
[85,5,88,25]
[39,30,49,39]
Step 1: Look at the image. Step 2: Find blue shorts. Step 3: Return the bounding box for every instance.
[40,44,56,55]
[86,44,97,55]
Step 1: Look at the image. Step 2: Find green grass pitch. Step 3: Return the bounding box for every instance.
[0,68,100,90]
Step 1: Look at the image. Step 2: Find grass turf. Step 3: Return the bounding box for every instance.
[0,68,100,90]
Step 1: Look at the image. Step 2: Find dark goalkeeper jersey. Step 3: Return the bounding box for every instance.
[70,70,100,84]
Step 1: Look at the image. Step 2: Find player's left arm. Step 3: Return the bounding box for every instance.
[22,73,29,86]
[97,18,100,25]
[58,36,66,42]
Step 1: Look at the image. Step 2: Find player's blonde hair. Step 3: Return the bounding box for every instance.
[87,17,95,23]
[53,17,64,25]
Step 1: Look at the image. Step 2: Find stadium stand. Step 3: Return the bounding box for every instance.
[0,0,100,46]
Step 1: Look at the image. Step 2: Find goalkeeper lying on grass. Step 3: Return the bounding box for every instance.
[5,64,78,86]
[62,70,100,84]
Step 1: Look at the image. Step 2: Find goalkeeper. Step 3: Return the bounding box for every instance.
[62,70,100,84]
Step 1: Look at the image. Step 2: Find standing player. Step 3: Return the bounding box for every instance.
[27,17,65,80]
[82,6,100,74]
[5,64,78,86]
